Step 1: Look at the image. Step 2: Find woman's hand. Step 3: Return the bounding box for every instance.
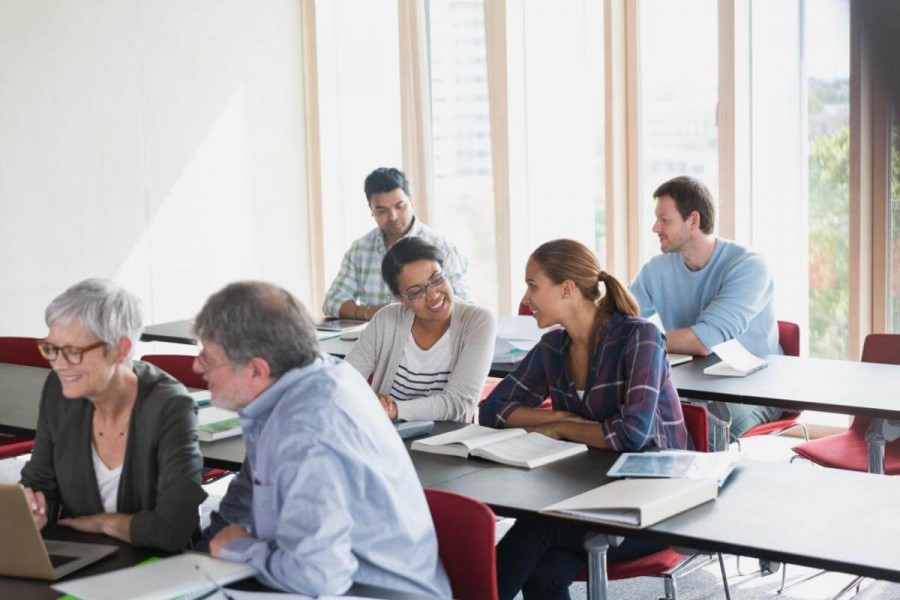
[376,393,398,420]
[59,513,133,542]
[23,487,48,530]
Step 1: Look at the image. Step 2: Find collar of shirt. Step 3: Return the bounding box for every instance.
[239,352,338,426]
[376,216,424,252]
[552,312,624,394]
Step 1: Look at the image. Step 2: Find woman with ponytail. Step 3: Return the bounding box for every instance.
[480,239,690,600]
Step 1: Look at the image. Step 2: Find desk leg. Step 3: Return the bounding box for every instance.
[864,418,900,475]
[584,533,623,600]
[868,439,885,475]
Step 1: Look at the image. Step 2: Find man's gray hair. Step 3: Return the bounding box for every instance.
[193,281,319,378]
[45,278,144,359]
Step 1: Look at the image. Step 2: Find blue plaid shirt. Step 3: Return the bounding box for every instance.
[322,218,472,316]
[479,313,691,452]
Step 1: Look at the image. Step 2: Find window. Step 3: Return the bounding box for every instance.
[638,0,718,263]
[889,109,900,332]
[316,0,403,287]
[427,0,497,312]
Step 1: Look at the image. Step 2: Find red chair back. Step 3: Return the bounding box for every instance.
[681,402,709,453]
[141,354,207,389]
[518,302,531,316]
[424,488,498,600]
[0,337,48,368]
[777,321,800,357]
[860,334,900,366]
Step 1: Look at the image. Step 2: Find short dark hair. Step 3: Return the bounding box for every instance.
[381,237,445,296]
[653,176,716,234]
[193,281,319,378]
[364,167,410,202]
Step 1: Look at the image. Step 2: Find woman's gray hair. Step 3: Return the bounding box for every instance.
[45,279,144,359]
[193,281,319,378]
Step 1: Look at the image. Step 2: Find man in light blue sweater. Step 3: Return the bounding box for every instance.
[629,176,782,441]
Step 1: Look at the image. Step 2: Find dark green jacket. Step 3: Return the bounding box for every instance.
[20,360,207,552]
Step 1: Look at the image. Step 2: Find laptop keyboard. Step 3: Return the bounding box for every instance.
[49,553,79,568]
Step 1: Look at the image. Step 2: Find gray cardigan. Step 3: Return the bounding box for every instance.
[20,361,207,552]
[345,302,497,422]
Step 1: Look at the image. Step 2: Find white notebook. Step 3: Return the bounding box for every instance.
[542,478,718,528]
[52,553,257,600]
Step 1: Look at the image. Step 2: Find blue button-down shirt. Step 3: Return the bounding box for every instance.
[209,354,451,598]
[480,314,691,452]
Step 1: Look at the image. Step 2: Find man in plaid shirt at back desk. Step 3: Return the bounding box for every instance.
[322,167,473,320]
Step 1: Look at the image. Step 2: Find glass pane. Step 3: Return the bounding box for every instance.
[317,0,403,288]
[427,0,497,312]
[638,0,718,263]
[517,0,605,267]
[806,0,850,358]
[890,109,900,332]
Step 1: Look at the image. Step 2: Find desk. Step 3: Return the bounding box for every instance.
[142,319,518,377]
[672,355,900,472]
[0,529,440,600]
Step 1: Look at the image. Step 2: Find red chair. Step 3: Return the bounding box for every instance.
[737,321,808,442]
[792,334,900,473]
[141,354,229,484]
[780,334,900,595]
[141,354,207,390]
[518,302,531,316]
[576,402,721,600]
[0,337,48,368]
[0,337,45,458]
[424,488,498,600]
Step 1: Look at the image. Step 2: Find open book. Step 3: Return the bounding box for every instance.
[198,406,242,442]
[411,424,587,469]
[542,478,718,528]
[607,450,741,487]
[704,339,768,377]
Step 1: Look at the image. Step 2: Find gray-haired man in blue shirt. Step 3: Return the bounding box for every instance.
[195,281,450,598]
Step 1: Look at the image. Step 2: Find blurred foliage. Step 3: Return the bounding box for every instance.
[808,126,850,359]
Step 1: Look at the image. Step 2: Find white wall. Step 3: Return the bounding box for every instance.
[0,0,309,337]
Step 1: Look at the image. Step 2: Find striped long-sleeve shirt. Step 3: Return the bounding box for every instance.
[479,313,691,452]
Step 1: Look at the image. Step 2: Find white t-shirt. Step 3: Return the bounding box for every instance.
[91,444,122,514]
[390,331,453,402]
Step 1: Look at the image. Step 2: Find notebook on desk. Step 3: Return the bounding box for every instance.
[0,484,118,581]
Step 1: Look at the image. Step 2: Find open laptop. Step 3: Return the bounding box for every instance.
[0,484,118,580]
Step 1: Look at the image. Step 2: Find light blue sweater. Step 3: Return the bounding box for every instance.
[629,238,781,357]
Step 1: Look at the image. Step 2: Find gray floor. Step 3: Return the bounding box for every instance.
[4,436,900,599]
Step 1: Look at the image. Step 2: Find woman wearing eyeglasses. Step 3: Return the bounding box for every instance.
[345,236,496,423]
[19,279,206,552]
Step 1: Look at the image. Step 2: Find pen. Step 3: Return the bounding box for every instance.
[194,564,236,600]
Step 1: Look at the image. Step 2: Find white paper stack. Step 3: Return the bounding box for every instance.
[494,316,555,363]
[703,339,768,377]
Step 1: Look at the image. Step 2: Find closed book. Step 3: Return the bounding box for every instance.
[704,339,768,377]
[541,478,718,528]
[197,406,242,442]
[411,424,587,469]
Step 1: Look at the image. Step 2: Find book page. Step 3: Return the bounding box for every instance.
[412,425,526,452]
[474,432,586,468]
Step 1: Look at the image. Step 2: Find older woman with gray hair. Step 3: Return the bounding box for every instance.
[20,278,206,552]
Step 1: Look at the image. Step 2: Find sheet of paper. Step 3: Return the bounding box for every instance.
[710,339,767,372]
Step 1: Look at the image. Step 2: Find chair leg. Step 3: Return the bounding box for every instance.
[777,563,788,593]
[829,576,865,600]
[778,568,830,594]
[662,573,676,600]
[717,553,732,600]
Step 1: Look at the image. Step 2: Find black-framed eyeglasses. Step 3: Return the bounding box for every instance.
[399,271,448,302]
[36,340,106,365]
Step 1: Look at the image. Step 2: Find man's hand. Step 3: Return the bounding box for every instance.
[23,487,47,530]
[377,393,398,420]
[210,524,253,558]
